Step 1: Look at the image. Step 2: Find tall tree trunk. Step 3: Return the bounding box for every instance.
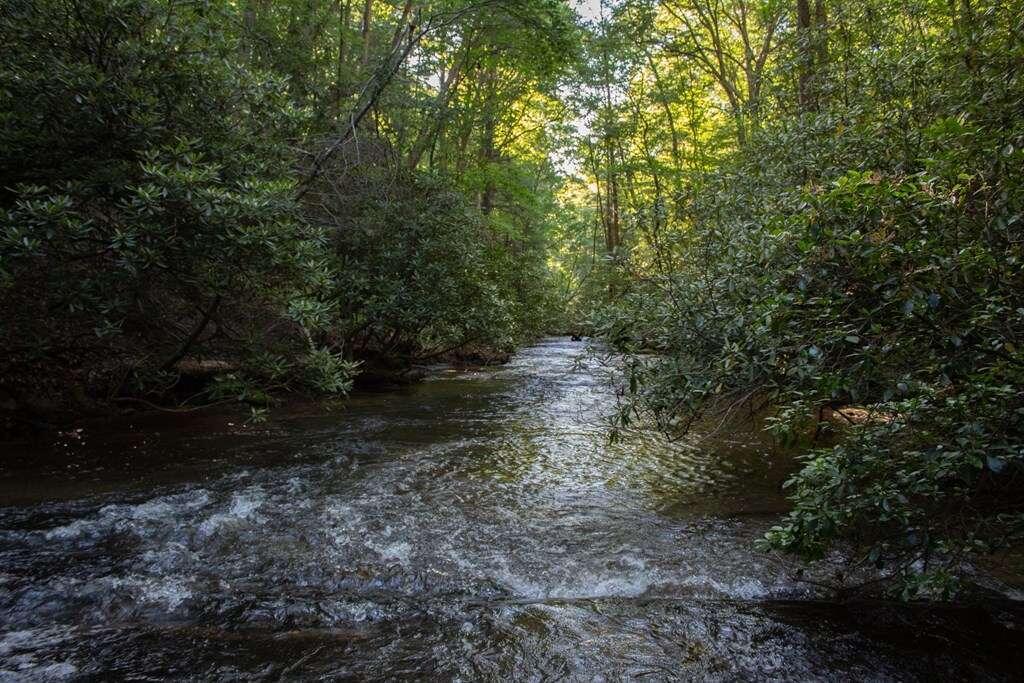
[478,62,498,216]
[406,64,452,169]
[602,92,619,253]
[644,50,683,176]
[599,4,620,256]
[797,0,814,112]
[336,0,351,107]
[797,0,827,112]
[956,0,979,71]
[606,154,620,253]
[360,0,373,69]
[584,139,609,263]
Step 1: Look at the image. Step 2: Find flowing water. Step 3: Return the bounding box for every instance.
[2,338,1023,680]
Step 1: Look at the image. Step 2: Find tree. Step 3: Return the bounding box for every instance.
[569,0,1024,597]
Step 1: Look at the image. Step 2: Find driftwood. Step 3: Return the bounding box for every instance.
[174,359,238,378]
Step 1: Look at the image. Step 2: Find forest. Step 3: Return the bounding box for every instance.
[0,0,1023,630]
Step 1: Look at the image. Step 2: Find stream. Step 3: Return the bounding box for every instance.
[2,338,1023,680]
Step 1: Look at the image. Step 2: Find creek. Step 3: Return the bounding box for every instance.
[1,338,1022,680]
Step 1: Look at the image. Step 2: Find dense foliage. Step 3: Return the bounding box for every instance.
[569,0,1024,596]
[307,162,559,362]
[0,0,575,422]
[3,0,1022,597]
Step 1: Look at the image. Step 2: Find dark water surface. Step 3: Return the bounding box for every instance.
[2,338,1023,680]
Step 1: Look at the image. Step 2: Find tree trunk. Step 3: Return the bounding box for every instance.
[336,0,351,106]
[797,0,814,111]
[360,0,373,68]
[478,62,498,216]
[797,0,827,112]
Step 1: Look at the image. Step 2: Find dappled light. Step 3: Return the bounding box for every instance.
[1,0,1023,678]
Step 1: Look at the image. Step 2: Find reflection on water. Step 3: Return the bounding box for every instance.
[1,338,1022,680]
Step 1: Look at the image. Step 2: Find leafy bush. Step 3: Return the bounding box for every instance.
[306,161,556,363]
[0,0,348,408]
[0,0,565,420]
[598,0,1024,596]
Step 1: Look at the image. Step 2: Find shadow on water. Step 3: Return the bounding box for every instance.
[1,338,1023,680]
